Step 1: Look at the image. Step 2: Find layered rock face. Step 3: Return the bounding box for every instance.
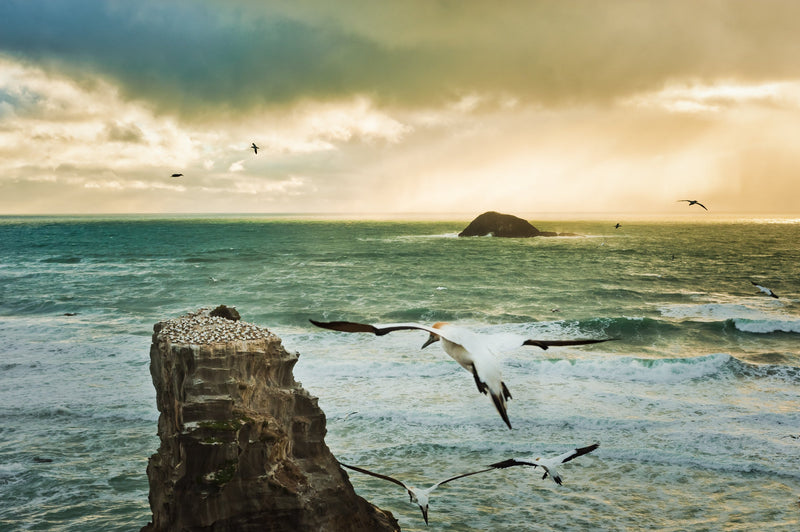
[142,310,399,532]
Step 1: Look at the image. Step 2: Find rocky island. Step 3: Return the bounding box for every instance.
[141,308,399,532]
[458,211,578,238]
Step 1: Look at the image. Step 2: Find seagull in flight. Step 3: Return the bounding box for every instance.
[340,462,494,525]
[678,199,708,210]
[751,281,778,299]
[489,443,599,485]
[310,319,615,429]
[251,142,259,154]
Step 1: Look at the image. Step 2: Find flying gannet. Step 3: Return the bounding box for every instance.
[171,173,183,177]
[251,142,259,154]
[310,319,615,429]
[489,442,600,485]
[751,281,778,299]
[340,462,494,525]
[678,199,708,210]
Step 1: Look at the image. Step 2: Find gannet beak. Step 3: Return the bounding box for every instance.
[421,506,429,525]
[421,334,439,349]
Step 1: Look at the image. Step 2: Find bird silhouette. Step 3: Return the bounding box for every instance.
[251,142,259,154]
[678,199,708,210]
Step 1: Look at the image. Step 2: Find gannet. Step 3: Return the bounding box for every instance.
[310,319,615,429]
[171,173,183,177]
[678,199,708,210]
[751,281,778,299]
[251,142,259,154]
[489,442,599,485]
[614,223,621,229]
[340,462,494,525]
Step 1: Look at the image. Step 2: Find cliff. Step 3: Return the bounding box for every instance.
[141,309,399,532]
[458,211,579,237]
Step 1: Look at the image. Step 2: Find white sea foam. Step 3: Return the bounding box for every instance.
[733,317,800,334]
[660,302,771,321]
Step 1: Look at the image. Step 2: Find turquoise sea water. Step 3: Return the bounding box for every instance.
[1,215,799,531]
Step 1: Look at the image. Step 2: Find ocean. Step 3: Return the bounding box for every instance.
[1,214,798,531]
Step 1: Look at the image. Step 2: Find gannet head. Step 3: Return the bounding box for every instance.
[421,322,447,349]
[410,489,430,525]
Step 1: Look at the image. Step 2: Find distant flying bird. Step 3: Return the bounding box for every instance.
[489,443,599,486]
[251,142,259,154]
[614,223,621,229]
[678,199,708,210]
[171,173,183,177]
[751,281,778,299]
[340,462,494,525]
[310,319,615,429]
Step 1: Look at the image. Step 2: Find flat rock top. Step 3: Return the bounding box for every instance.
[157,309,275,345]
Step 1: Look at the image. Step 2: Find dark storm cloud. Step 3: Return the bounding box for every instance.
[0,0,447,115]
[3,0,800,116]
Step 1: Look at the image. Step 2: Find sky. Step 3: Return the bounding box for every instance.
[1,0,800,216]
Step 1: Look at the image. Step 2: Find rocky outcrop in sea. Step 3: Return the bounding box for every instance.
[141,309,399,532]
[458,211,579,237]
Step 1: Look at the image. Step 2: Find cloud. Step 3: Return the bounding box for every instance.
[3,3,800,215]
[4,0,800,117]
[104,121,145,143]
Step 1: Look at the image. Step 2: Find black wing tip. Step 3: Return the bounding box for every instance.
[488,458,526,469]
[490,392,513,429]
[575,442,600,455]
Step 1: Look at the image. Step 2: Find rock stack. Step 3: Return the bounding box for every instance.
[458,211,579,237]
[141,309,399,532]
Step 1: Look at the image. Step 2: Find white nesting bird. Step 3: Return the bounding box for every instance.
[489,442,599,485]
[339,462,494,525]
[751,281,778,299]
[310,319,615,429]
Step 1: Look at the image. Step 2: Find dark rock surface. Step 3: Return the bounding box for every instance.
[458,211,579,238]
[141,310,399,532]
[209,304,241,321]
[458,211,540,237]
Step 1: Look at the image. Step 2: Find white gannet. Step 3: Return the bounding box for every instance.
[489,442,599,485]
[751,281,778,299]
[678,199,708,210]
[340,462,494,525]
[310,319,615,429]
[251,142,259,154]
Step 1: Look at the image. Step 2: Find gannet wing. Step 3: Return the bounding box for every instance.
[432,467,495,489]
[310,319,440,337]
[751,281,770,294]
[339,462,409,490]
[557,443,600,464]
[522,337,617,350]
[487,458,537,469]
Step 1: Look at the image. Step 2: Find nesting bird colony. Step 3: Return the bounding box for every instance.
[157,309,275,345]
